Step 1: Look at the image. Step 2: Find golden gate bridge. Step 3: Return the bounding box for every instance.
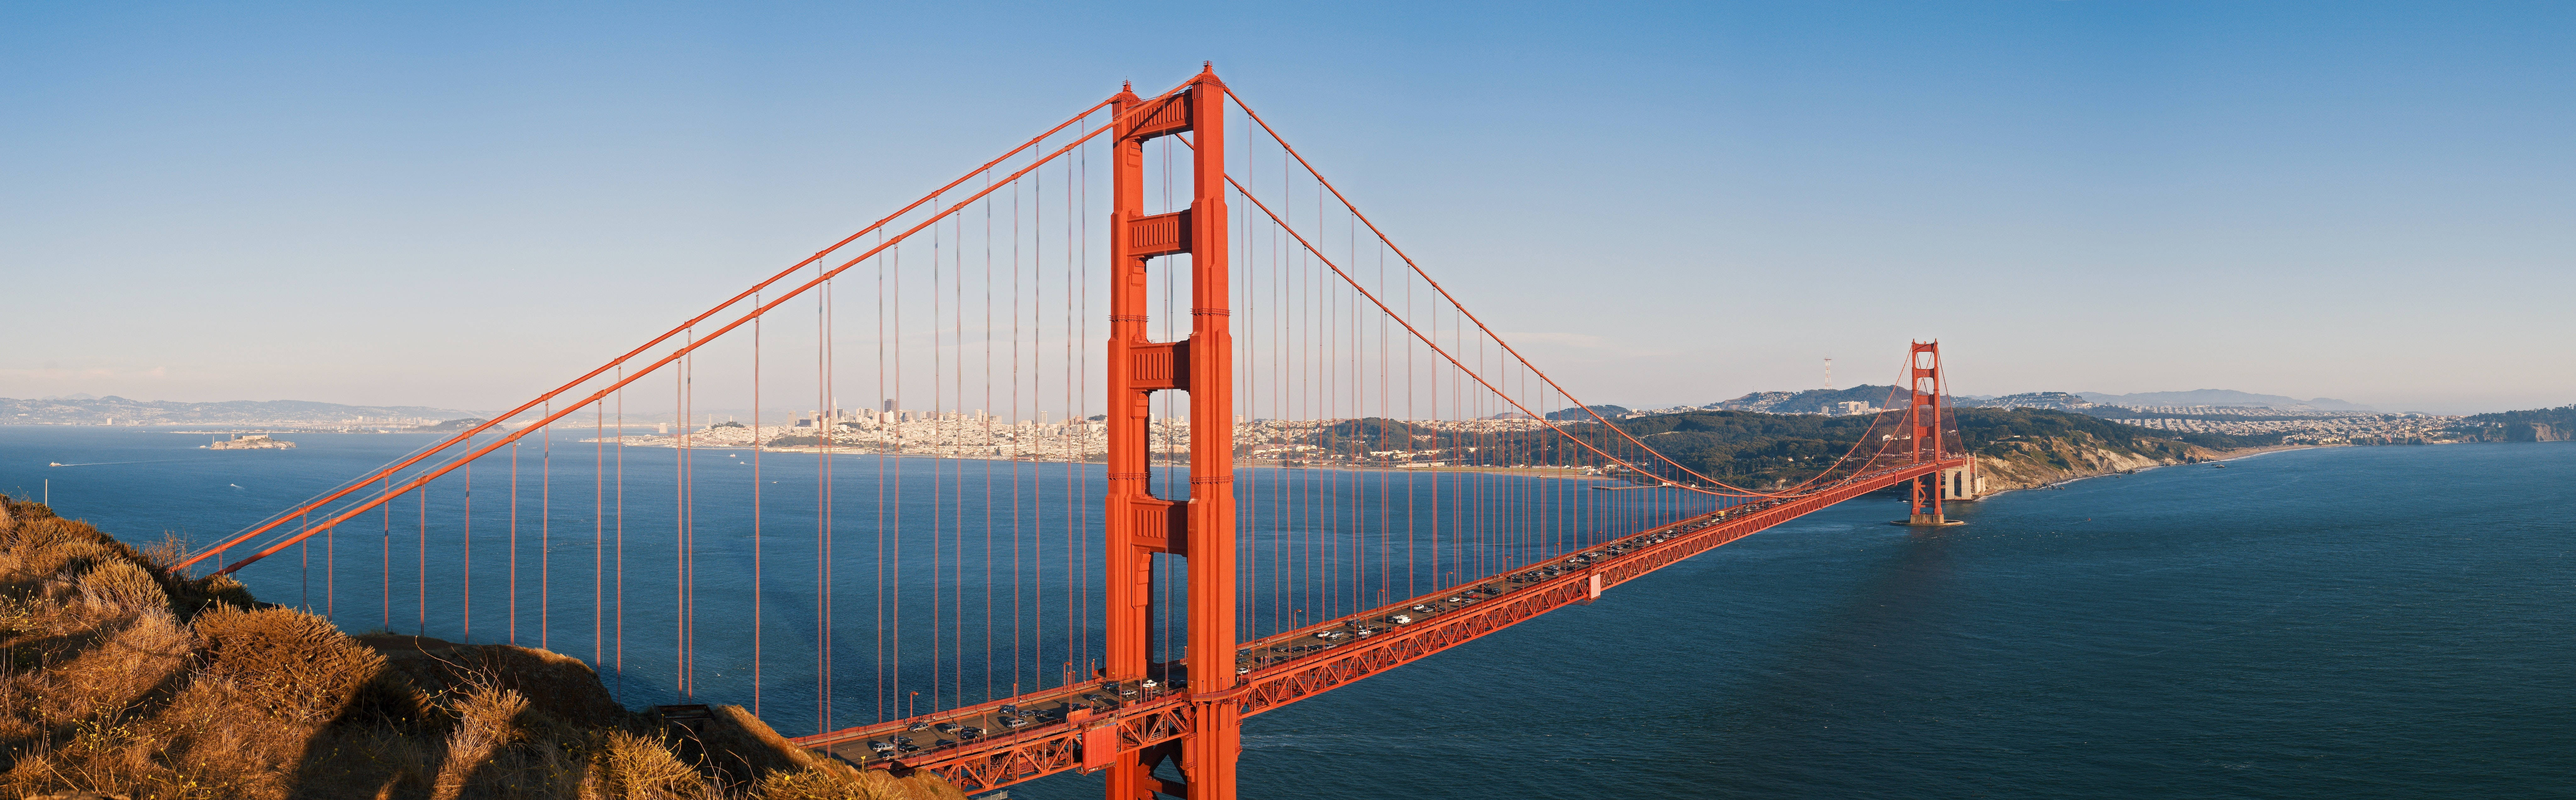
[175,66,1969,799]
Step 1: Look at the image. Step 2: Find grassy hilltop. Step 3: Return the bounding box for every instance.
[0,496,961,800]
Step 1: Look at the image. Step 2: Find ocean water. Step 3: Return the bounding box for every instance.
[5,428,2570,798]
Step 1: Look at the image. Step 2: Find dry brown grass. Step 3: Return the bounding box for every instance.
[430,681,529,800]
[748,768,966,800]
[0,495,965,800]
[589,731,703,800]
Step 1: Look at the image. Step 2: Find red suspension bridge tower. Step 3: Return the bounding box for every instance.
[1103,66,1241,800]
[1899,340,1963,527]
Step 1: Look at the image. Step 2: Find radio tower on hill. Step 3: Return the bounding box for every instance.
[1824,357,1833,391]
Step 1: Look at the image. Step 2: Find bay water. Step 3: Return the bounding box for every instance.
[5,427,2568,797]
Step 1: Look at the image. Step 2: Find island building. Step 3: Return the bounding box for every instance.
[207,434,297,450]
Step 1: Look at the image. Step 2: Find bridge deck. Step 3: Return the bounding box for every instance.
[787,459,1963,792]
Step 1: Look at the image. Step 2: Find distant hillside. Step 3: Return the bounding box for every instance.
[1706,385,1903,414]
[1954,391,2093,411]
[1485,407,2277,490]
[1544,404,1629,421]
[2457,404,2576,442]
[2078,389,2373,411]
[2,396,480,425]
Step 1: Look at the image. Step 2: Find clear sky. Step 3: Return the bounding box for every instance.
[4,2,2569,415]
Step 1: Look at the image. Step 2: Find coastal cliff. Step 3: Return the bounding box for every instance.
[1953,408,2296,493]
[1969,434,2223,493]
[0,496,962,800]
[2455,405,2576,442]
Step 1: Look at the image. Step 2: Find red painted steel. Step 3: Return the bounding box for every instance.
[1905,341,1950,523]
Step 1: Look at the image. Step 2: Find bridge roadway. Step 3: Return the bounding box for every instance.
[788,458,1967,792]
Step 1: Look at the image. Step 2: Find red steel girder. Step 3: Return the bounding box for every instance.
[791,458,1963,794]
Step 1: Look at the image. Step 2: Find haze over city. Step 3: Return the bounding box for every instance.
[5,2,2570,415]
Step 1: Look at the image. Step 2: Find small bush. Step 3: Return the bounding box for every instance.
[595,730,704,799]
[194,605,392,724]
[78,560,166,615]
[430,680,528,800]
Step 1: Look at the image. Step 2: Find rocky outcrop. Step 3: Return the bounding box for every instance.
[2508,422,2567,442]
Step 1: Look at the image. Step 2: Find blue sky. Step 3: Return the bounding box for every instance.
[3,1,2569,414]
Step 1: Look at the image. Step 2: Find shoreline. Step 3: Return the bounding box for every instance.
[2210,443,2331,462]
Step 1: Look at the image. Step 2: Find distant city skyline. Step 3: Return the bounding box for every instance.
[4,3,2569,416]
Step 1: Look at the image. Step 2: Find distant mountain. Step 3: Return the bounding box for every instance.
[2077,390,2373,411]
[1,396,481,425]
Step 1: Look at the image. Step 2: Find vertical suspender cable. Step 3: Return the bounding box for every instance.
[615,366,625,673]
[595,398,604,666]
[464,461,473,643]
[752,293,763,717]
[508,440,518,644]
[542,401,551,651]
